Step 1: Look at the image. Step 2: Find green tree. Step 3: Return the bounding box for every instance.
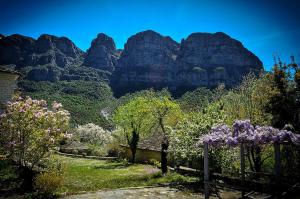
[269,57,300,131]
[148,96,183,174]
[113,96,153,163]
[178,87,214,112]
[268,57,300,177]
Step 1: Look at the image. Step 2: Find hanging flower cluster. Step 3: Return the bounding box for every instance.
[199,120,300,147]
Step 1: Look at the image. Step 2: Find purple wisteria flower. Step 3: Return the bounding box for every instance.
[198,120,300,147]
[201,124,230,146]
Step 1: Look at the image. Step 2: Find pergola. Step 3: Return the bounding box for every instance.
[199,120,300,199]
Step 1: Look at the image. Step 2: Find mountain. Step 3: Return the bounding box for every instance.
[0,30,263,96]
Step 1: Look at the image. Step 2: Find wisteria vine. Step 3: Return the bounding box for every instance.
[199,120,300,147]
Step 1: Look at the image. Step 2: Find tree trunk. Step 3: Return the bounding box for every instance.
[19,165,36,192]
[130,146,137,163]
[161,138,169,175]
[128,129,139,163]
[254,146,262,172]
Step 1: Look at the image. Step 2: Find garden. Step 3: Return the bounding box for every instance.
[1,59,300,198]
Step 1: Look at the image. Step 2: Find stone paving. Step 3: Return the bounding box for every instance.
[64,186,205,199]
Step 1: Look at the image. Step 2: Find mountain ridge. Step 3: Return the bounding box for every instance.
[0,30,263,96]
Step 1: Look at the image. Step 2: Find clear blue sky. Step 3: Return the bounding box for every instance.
[1,0,300,70]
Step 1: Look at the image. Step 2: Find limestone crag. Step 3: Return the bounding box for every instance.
[111,30,180,94]
[0,34,84,69]
[175,32,262,90]
[83,33,119,72]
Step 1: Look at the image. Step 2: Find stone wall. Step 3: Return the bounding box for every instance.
[120,146,161,163]
[0,71,19,110]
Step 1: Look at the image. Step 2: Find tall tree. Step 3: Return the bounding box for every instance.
[113,96,153,163]
[148,96,183,174]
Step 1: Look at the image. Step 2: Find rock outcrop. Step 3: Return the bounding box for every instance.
[0,34,36,68]
[111,30,180,95]
[83,33,119,72]
[0,34,84,69]
[175,32,262,92]
[34,34,84,68]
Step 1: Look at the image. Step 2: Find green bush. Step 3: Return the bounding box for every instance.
[87,144,107,157]
[149,159,161,168]
[34,171,63,197]
[34,157,65,198]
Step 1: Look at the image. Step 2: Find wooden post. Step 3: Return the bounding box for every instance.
[274,143,281,194]
[240,143,245,198]
[204,143,209,199]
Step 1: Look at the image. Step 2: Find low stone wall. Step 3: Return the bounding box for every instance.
[56,151,118,160]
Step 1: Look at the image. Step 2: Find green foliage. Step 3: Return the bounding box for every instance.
[169,101,229,163]
[114,97,154,135]
[113,96,154,162]
[0,160,19,190]
[61,65,111,82]
[19,80,113,101]
[147,95,183,134]
[112,88,172,112]
[221,73,279,126]
[34,171,64,197]
[178,87,214,112]
[18,80,115,129]
[268,59,300,131]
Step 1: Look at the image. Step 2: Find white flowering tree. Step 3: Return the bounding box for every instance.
[75,123,112,146]
[0,96,70,189]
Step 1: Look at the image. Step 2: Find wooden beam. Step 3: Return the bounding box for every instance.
[240,143,245,198]
[274,143,281,195]
[204,142,209,199]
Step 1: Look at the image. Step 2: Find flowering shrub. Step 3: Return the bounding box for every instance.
[0,96,70,169]
[199,120,300,147]
[75,123,112,146]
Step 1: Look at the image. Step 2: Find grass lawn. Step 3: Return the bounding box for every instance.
[53,155,198,194]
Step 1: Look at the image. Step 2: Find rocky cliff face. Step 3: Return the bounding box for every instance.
[175,32,262,91]
[111,30,180,94]
[111,30,262,96]
[0,34,84,69]
[83,33,119,72]
[0,34,85,81]
[0,30,263,96]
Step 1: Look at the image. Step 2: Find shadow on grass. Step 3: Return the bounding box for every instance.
[93,161,132,170]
